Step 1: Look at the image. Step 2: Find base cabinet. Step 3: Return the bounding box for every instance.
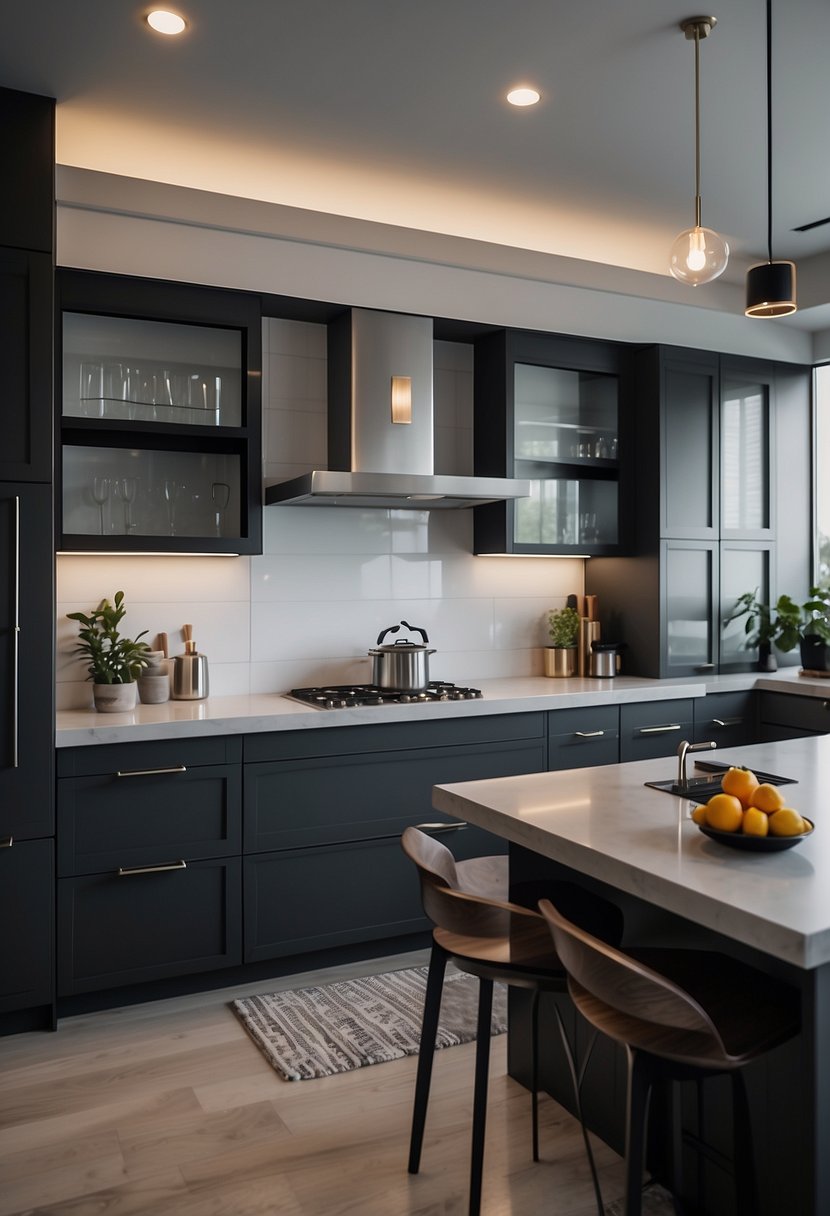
[0,838,53,1015]
[693,690,758,748]
[759,692,830,742]
[619,699,696,762]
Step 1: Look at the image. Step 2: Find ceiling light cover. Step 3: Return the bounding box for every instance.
[506,87,540,107]
[146,10,187,35]
[669,16,729,286]
[745,260,797,317]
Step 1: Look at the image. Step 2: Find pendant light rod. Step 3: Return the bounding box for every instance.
[764,0,773,262]
[680,15,716,230]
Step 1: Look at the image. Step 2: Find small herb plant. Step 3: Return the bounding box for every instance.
[548,606,581,649]
[66,591,150,685]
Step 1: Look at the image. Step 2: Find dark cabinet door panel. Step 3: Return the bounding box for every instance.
[0,838,53,1014]
[0,249,52,482]
[58,858,241,995]
[57,763,242,876]
[244,737,546,853]
[619,699,696,762]
[0,87,54,254]
[759,693,830,738]
[0,484,53,841]
[548,704,620,769]
[660,356,719,538]
[244,838,427,962]
[693,691,758,748]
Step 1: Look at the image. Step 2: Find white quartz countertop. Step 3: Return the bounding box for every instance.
[54,669,826,748]
[433,735,830,969]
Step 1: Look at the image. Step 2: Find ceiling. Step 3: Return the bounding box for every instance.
[2,0,829,324]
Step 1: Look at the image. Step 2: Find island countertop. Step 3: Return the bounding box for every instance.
[433,734,830,969]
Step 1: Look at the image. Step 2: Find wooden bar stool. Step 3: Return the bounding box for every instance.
[402,827,605,1216]
[538,897,800,1216]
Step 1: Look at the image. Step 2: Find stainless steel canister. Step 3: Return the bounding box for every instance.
[172,647,209,699]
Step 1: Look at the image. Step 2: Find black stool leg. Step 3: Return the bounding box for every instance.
[731,1070,758,1216]
[469,976,494,1216]
[553,1005,604,1216]
[531,986,540,1162]
[624,1048,653,1216]
[408,942,448,1174]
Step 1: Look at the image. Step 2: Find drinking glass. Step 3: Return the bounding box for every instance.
[163,479,179,536]
[101,363,127,419]
[91,476,110,536]
[118,477,138,534]
[79,362,103,418]
[211,481,230,537]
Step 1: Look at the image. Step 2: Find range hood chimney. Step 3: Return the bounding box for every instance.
[265,307,530,509]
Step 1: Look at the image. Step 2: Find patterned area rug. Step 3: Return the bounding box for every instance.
[231,964,507,1081]
[605,1183,676,1215]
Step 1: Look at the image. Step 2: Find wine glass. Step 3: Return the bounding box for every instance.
[119,477,138,534]
[91,477,110,536]
[211,481,230,537]
[163,479,179,536]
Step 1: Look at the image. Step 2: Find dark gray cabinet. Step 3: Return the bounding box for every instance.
[243,714,547,961]
[548,704,619,768]
[0,249,53,483]
[759,692,830,742]
[619,699,696,762]
[693,690,758,748]
[56,738,242,996]
[0,86,54,255]
[0,838,53,1016]
[473,330,631,556]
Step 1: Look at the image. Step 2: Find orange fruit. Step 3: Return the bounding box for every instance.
[691,804,708,825]
[742,807,770,837]
[750,783,787,814]
[721,766,760,808]
[768,808,806,837]
[705,793,744,833]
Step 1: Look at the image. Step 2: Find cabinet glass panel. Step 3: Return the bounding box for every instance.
[515,477,617,546]
[721,377,769,531]
[720,546,770,668]
[63,313,242,427]
[665,545,714,672]
[63,446,241,540]
[513,363,618,548]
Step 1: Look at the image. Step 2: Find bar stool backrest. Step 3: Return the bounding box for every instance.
[538,898,723,1040]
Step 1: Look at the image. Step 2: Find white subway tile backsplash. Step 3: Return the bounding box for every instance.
[54,325,583,709]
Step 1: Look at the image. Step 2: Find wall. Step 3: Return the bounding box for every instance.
[56,321,582,709]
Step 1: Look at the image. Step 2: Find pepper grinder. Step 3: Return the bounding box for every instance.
[172,624,210,700]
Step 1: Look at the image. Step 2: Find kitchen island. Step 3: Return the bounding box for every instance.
[433,736,830,1216]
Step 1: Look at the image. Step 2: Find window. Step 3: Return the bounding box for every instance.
[816,365,830,586]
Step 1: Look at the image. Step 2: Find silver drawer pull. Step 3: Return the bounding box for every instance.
[638,724,681,735]
[712,717,743,727]
[0,836,12,849]
[574,730,605,738]
[117,859,187,876]
[115,765,187,778]
[416,822,468,833]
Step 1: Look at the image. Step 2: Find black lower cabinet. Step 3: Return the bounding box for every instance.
[759,691,830,742]
[0,838,53,1017]
[548,704,620,769]
[58,858,242,995]
[693,690,758,748]
[619,699,696,761]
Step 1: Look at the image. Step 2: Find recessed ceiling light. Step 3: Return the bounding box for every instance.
[146,9,187,35]
[506,87,540,107]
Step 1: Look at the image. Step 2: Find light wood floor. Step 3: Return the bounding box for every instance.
[0,951,628,1215]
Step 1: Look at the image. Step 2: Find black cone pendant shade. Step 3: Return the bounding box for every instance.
[745,0,797,317]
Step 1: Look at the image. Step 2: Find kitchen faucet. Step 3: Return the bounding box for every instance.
[676,738,717,792]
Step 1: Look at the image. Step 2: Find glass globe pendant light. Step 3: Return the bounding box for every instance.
[669,16,729,286]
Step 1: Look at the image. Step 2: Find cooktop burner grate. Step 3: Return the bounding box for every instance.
[287,681,483,709]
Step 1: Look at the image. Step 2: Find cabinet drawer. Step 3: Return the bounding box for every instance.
[244,737,545,854]
[759,692,830,736]
[57,764,241,876]
[619,699,695,762]
[57,736,242,779]
[693,691,758,747]
[244,839,426,962]
[0,838,53,1014]
[58,857,241,995]
[548,705,619,770]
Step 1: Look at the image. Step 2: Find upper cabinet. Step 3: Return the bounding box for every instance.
[56,271,263,554]
[472,330,631,555]
[0,86,54,256]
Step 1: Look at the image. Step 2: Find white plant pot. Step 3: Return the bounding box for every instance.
[93,682,138,713]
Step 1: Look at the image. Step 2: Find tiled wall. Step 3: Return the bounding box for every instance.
[56,319,583,709]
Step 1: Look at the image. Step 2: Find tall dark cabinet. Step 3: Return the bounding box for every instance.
[0,87,55,1033]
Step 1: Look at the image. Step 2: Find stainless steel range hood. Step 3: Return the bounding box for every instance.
[265,308,530,509]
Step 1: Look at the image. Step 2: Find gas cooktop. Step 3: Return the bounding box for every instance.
[287,682,483,710]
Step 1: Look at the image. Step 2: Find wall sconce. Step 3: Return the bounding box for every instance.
[669,16,730,286]
[391,376,412,424]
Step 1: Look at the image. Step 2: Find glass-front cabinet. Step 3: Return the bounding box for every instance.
[473,330,628,555]
[57,271,262,554]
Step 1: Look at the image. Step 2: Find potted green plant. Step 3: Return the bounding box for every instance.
[544,605,580,677]
[774,587,830,671]
[66,590,150,712]
[722,589,780,671]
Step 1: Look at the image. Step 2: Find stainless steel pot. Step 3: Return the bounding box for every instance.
[369,621,436,690]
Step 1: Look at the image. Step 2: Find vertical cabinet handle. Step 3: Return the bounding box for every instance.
[12,496,20,769]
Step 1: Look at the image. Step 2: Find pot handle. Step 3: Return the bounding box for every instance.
[376,624,401,646]
[401,620,429,644]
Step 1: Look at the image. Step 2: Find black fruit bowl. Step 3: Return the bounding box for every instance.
[696,818,815,852]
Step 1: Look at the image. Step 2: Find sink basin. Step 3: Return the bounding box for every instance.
[645,761,797,805]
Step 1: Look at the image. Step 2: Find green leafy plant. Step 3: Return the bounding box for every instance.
[66,591,150,684]
[724,587,830,653]
[548,606,580,648]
